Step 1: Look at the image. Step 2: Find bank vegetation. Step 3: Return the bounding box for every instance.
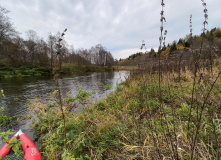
[0,6,117,78]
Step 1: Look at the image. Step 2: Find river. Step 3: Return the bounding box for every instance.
[0,71,129,147]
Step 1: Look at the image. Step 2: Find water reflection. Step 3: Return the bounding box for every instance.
[0,71,129,117]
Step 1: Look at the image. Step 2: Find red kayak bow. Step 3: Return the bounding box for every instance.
[0,130,42,160]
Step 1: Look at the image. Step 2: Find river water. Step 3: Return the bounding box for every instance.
[0,71,129,117]
[0,71,129,147]
[0,71,129,148]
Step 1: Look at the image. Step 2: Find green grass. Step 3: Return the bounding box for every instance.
[60,64,115,74]
[27,62,221,159]
[0,64,115,78]
[0,65,51,78]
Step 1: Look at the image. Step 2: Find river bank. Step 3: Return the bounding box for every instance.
[0,64,121,79]
[28,61,220,159]
[0,71,129,149]
[1,59,220,159]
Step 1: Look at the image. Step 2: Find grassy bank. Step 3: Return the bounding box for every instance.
[112,66,137,71]
[60,64,115,74]
[0,65,51,78]
[0,64,116,78]
[29,57,221,159]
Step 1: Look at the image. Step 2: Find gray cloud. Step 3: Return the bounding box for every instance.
[0,0,220,59]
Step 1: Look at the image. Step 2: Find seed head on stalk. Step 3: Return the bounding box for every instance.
[54,28,68,148]
[140,40,146,50]
[190,14,193,37]
[158,0,167,102]
[190,1,210,159]
[159,0,167,51]
[201,0,208,33]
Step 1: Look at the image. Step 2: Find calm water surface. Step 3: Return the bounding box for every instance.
[0,71,129,117]
[0,71,129,148]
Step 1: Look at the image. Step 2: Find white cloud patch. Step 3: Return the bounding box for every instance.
[75,2,84,13]
[113,16,121,25]
[0,0,220,59]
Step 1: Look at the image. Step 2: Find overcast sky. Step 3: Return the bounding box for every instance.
[0,0,221,59]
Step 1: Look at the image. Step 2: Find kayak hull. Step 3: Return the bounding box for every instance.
[0,130,42,160]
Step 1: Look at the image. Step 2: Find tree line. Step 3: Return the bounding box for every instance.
[119,27,221,66]
[0,6,115,68]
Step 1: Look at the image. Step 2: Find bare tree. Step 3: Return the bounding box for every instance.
[105,51,114,67]
[0,6,18,66]
[47,33,57,68]
[36,38,49,66]
[0,6,18,42]
[25,30,38,65]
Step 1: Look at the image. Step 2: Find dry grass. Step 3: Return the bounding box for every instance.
[29,58,220,159]
[113,65,138,70]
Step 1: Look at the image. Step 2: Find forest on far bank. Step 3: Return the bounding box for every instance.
[0,6,116,70]
[1,4,221,72]
[119,27,221,66]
